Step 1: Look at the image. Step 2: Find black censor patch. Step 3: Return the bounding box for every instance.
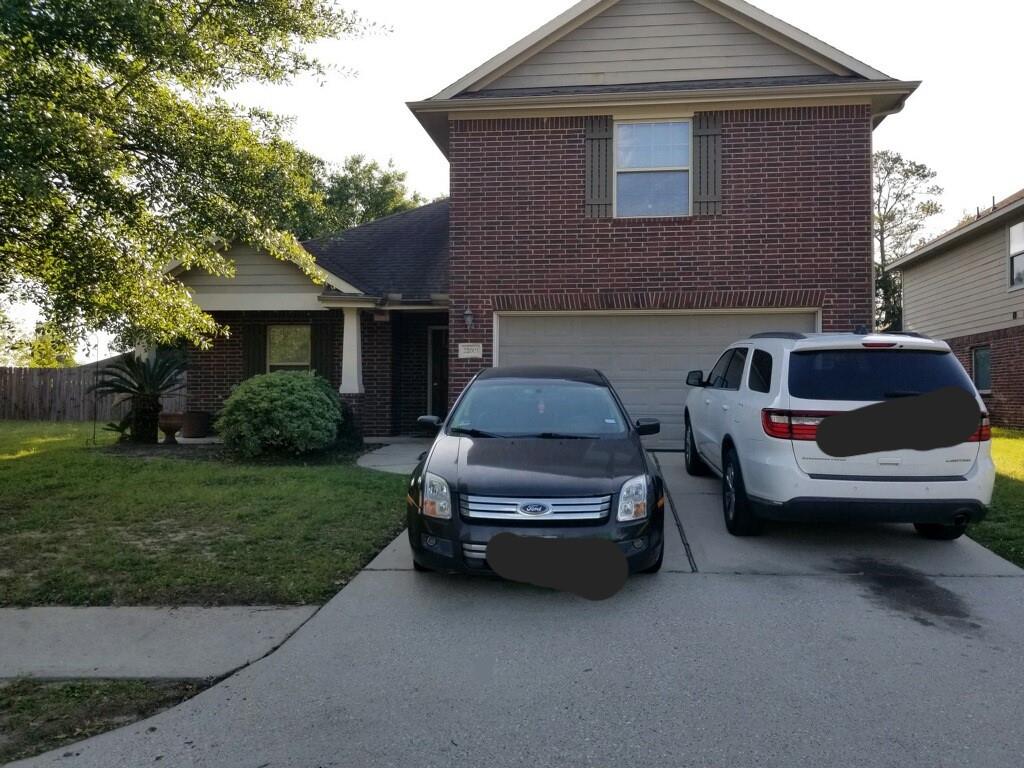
[816,386,980,457]
[486,533,628,601]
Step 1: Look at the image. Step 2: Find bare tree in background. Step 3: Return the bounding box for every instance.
[873,151,943,330]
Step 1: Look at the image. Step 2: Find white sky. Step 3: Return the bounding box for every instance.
[13,0,1024,361]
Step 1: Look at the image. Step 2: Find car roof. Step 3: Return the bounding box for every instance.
[737,332,951,353]
[477,365,605,384]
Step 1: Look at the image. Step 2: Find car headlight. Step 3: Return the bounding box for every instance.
[422,472,452,520]
[617,474,648,521]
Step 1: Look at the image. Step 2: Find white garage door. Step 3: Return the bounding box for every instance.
[496,311,817,449]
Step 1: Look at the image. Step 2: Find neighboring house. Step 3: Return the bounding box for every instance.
[887,189,1024,429]
[178,0,918,448]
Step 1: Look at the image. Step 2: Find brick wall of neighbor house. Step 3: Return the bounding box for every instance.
[447,105,874,397]
[340,312,394,437]
[393,312,449,434]
[948,324,1024,429]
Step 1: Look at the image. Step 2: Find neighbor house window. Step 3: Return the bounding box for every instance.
[1011,222,1024,288]
[614,121,690,217]
[972,346,992,392]
[268,325,311,372]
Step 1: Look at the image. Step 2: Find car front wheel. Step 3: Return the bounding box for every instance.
[914,521,969,541]
[722,448,763,537]
[684,419,709,476]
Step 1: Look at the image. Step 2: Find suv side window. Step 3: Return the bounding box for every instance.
[748,349,773,393]
[722,347,748,390]
[708,350,734,389]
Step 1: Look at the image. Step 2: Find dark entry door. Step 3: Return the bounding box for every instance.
[429,327,449,418]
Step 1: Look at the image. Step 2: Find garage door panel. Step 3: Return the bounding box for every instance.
[497,312,817,449]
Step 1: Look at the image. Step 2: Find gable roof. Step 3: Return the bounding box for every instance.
[409,0,917,154]
[887,188,1024,272]
[432,0,889,101]
[302,200,449,303]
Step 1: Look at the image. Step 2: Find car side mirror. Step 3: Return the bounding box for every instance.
[686,370,705,387]
[635,418,661,436]
[417,415,442,429]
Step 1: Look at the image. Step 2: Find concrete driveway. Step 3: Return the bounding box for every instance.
[16,453,1024,767]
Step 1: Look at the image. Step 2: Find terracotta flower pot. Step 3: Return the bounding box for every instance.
[159,412,184,445]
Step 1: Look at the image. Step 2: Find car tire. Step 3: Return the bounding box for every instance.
[914,521,969,541]
[722,447,763,537]
[412,558,431,572]
[684,418,710,476]
[638,544,664,574]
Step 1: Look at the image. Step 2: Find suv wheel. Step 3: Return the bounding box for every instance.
[914,521,969,541]
[684,419,709,476]
[722,448,763,537]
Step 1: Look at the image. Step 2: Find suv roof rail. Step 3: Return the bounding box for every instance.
[749,331,807,340]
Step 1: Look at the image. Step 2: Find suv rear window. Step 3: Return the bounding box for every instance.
[788,350,976,401]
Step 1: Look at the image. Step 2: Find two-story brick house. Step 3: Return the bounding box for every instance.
[178,0,918,448]
[888,189,1024,429]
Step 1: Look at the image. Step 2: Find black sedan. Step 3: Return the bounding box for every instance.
[407,366,666,575]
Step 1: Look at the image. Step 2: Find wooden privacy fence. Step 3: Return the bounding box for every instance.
[0,366,187,422]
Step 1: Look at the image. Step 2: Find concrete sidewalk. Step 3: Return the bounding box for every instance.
[356,440,431,475]
[0,606,317,679]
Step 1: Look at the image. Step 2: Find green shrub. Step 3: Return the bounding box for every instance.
[215,372,343,458]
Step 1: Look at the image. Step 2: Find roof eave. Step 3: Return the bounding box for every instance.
[887,195,1024,272]
[409,80,920,157]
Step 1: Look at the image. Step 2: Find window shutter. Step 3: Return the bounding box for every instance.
[584,116,613,218]
[241,324,267,378]
[692,113,722,215]
[310,322,333,380]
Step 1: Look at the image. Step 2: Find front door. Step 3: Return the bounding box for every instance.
[428,327,449,418]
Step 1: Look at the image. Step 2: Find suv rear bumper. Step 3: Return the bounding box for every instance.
[749,496,987,524]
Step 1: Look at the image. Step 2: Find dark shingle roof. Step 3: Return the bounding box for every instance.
[455,74,869,100]
[302,200,449,301]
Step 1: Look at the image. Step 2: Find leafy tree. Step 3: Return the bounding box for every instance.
[873,151,943,330]
[14,323,78,368]
[0,0,366,349]
[295,155,426,238]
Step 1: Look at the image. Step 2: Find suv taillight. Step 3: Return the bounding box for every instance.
[761,409,835,441]
[968,414,991,442]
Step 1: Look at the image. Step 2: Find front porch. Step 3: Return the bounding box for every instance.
[184,308,449,438]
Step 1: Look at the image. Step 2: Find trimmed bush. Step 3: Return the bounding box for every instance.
[215,372,343,458]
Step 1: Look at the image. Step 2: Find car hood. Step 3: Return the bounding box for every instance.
[426,434,646,497]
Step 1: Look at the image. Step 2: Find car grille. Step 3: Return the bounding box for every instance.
[460,494,612,522]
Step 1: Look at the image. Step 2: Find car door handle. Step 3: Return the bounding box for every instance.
[721,404,730,411]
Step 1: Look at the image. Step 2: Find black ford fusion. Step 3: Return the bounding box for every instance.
[407,366,666,575]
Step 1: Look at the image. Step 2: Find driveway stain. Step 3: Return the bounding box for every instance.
[835,557,982,633]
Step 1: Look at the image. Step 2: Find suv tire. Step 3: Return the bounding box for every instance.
[722,447,763,536]
[914,521,969,541]
[684,418,710,476]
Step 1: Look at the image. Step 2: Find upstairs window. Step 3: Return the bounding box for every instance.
[268,325,311,372]
[614,121,690,218]
[1011,222,1024,288]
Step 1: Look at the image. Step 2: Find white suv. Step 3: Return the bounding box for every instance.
[683,332,995,540]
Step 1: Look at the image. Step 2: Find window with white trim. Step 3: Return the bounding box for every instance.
[614,120,690,218]
[267,325,311,372]
[1011,222,1024,288]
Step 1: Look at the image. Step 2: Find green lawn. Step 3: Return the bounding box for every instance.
[0,421,407,606]
[970,428,1024,568]
[0,679,207,764]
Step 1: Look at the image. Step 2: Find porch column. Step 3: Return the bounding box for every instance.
[340,307,364,394]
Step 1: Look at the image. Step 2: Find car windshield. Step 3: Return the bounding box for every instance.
[447,377,627,438]
[788,349,976,401]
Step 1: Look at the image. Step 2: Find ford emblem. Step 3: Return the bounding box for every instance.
[519,502,550,516]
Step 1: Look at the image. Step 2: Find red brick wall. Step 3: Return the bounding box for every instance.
[948,325,1024,429]
[447,105,874,398]
[341,312,394,437]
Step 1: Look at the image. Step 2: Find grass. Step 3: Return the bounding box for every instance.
[0,678,207,764]
[0,421,408,606]
[970,427,1024,568]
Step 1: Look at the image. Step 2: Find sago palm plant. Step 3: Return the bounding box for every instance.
[90,354,186,443]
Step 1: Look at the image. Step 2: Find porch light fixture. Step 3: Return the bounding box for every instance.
[463,307,475,330]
